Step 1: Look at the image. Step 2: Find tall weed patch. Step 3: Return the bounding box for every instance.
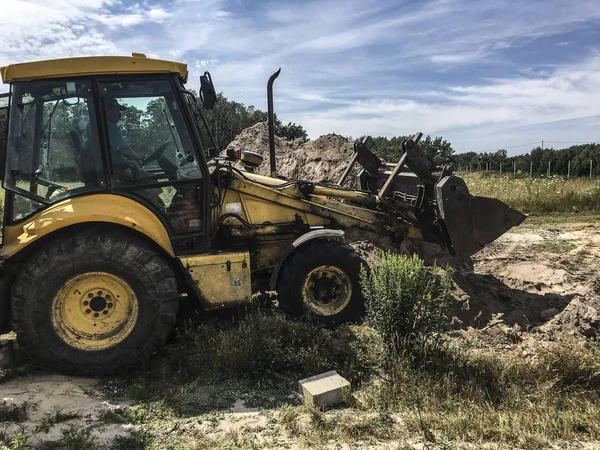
[360,253,454,354]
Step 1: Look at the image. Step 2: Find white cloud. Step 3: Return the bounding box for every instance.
[147,8,171,21]
[292,55,600,152]
[2,0,600,153]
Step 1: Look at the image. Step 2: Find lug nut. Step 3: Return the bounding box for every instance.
[105,295,110,300]
[83,301,89,306]
[88,293,93,298]
[94,313,99,318]
[85,309,91,314]
[97,291,102,296]
[108,303,113,308]
[103,310,108,315]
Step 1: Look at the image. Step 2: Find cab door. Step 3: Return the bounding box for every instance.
[0,92,9,237]
[96,77,210,253]
[0,92,9,170]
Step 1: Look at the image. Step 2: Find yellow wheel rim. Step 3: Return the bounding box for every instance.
[52,272,139,351]
[301,266,352,316]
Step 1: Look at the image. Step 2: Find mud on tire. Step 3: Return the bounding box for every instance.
[276,239,368,327]
[10,227,179,375]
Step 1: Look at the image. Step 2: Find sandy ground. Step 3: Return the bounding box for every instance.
[0,220,599,449]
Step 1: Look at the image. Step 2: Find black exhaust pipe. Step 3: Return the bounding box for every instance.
[267,68,281,178]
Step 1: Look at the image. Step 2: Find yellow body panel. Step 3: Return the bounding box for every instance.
[1,54,187,83]
[180,251,252,309]
[218,188,330,228]
[1,194,174,259]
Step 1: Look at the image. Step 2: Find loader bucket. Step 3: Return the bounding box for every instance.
[435,176,526,257]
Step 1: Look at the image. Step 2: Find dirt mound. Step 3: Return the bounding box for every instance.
[295,134,355,184]
[227,123,355,184]
[227,122,307,179]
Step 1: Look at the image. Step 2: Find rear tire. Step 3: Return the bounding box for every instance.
[276,240,367,326]
[10,228,179,375]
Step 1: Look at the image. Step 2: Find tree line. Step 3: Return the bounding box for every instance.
[360,136,600,178]
[197,92,308,151]
[452,145,600,177]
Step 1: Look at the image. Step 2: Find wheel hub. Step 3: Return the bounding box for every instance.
[302,266,352,316]
[52,272,139,351]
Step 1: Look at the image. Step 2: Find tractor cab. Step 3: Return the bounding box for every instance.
[1,54,211,250]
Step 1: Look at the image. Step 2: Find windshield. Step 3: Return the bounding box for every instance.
[4,79,104,217]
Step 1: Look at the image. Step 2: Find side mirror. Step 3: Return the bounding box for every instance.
[200,72,217,110]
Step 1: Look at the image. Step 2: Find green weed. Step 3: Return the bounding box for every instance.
[0,401,28,422]
[360,252,455,354]
[462,173,600,215]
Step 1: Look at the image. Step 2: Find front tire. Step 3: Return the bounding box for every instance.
[276,240,367,326]
[10,228,179,375]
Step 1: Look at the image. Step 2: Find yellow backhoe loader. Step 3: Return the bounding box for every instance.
[0,54,525,374]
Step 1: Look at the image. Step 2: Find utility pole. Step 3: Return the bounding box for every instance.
[513,161,516,176]
[500,162,503,176]
[547,160,551,177]
[591,159,593,179]
[567,160,571,179]
[542,140,544,150]
[530,160,533,177]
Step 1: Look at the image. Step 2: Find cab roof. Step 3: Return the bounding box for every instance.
[0,53,188,84]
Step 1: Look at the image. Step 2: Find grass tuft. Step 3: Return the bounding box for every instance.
[0,401,28,422]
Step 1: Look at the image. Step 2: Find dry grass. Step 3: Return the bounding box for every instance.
[98,310,600,449]
[461,173,600,215]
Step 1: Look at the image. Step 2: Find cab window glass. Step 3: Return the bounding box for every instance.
[99,80,202,186]
[4,80,103,210]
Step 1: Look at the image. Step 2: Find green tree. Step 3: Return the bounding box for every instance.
[360,134,455,165]
[198,92,307,151]
[275,121,309,142]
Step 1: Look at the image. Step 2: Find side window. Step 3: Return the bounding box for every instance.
[4,80,103,213]
[99,80,202,186]
[0,93,9,169]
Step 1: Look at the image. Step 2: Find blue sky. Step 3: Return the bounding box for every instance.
[1,0,600,154]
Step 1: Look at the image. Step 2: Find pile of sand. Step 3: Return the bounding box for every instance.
[226,122,355,185]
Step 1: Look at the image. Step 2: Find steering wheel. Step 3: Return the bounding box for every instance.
[142,140,170,166]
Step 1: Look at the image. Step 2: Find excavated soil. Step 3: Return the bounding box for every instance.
[347,222,600,349]
[451,221,600,348]
[227,122,357,185]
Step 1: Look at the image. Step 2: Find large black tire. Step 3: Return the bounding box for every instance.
[276,240,367,327]
[10,228,179,375]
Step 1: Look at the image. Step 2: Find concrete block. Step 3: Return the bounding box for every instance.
[298,370,350,407]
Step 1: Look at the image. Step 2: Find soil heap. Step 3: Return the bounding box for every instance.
[227,122,355,184]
